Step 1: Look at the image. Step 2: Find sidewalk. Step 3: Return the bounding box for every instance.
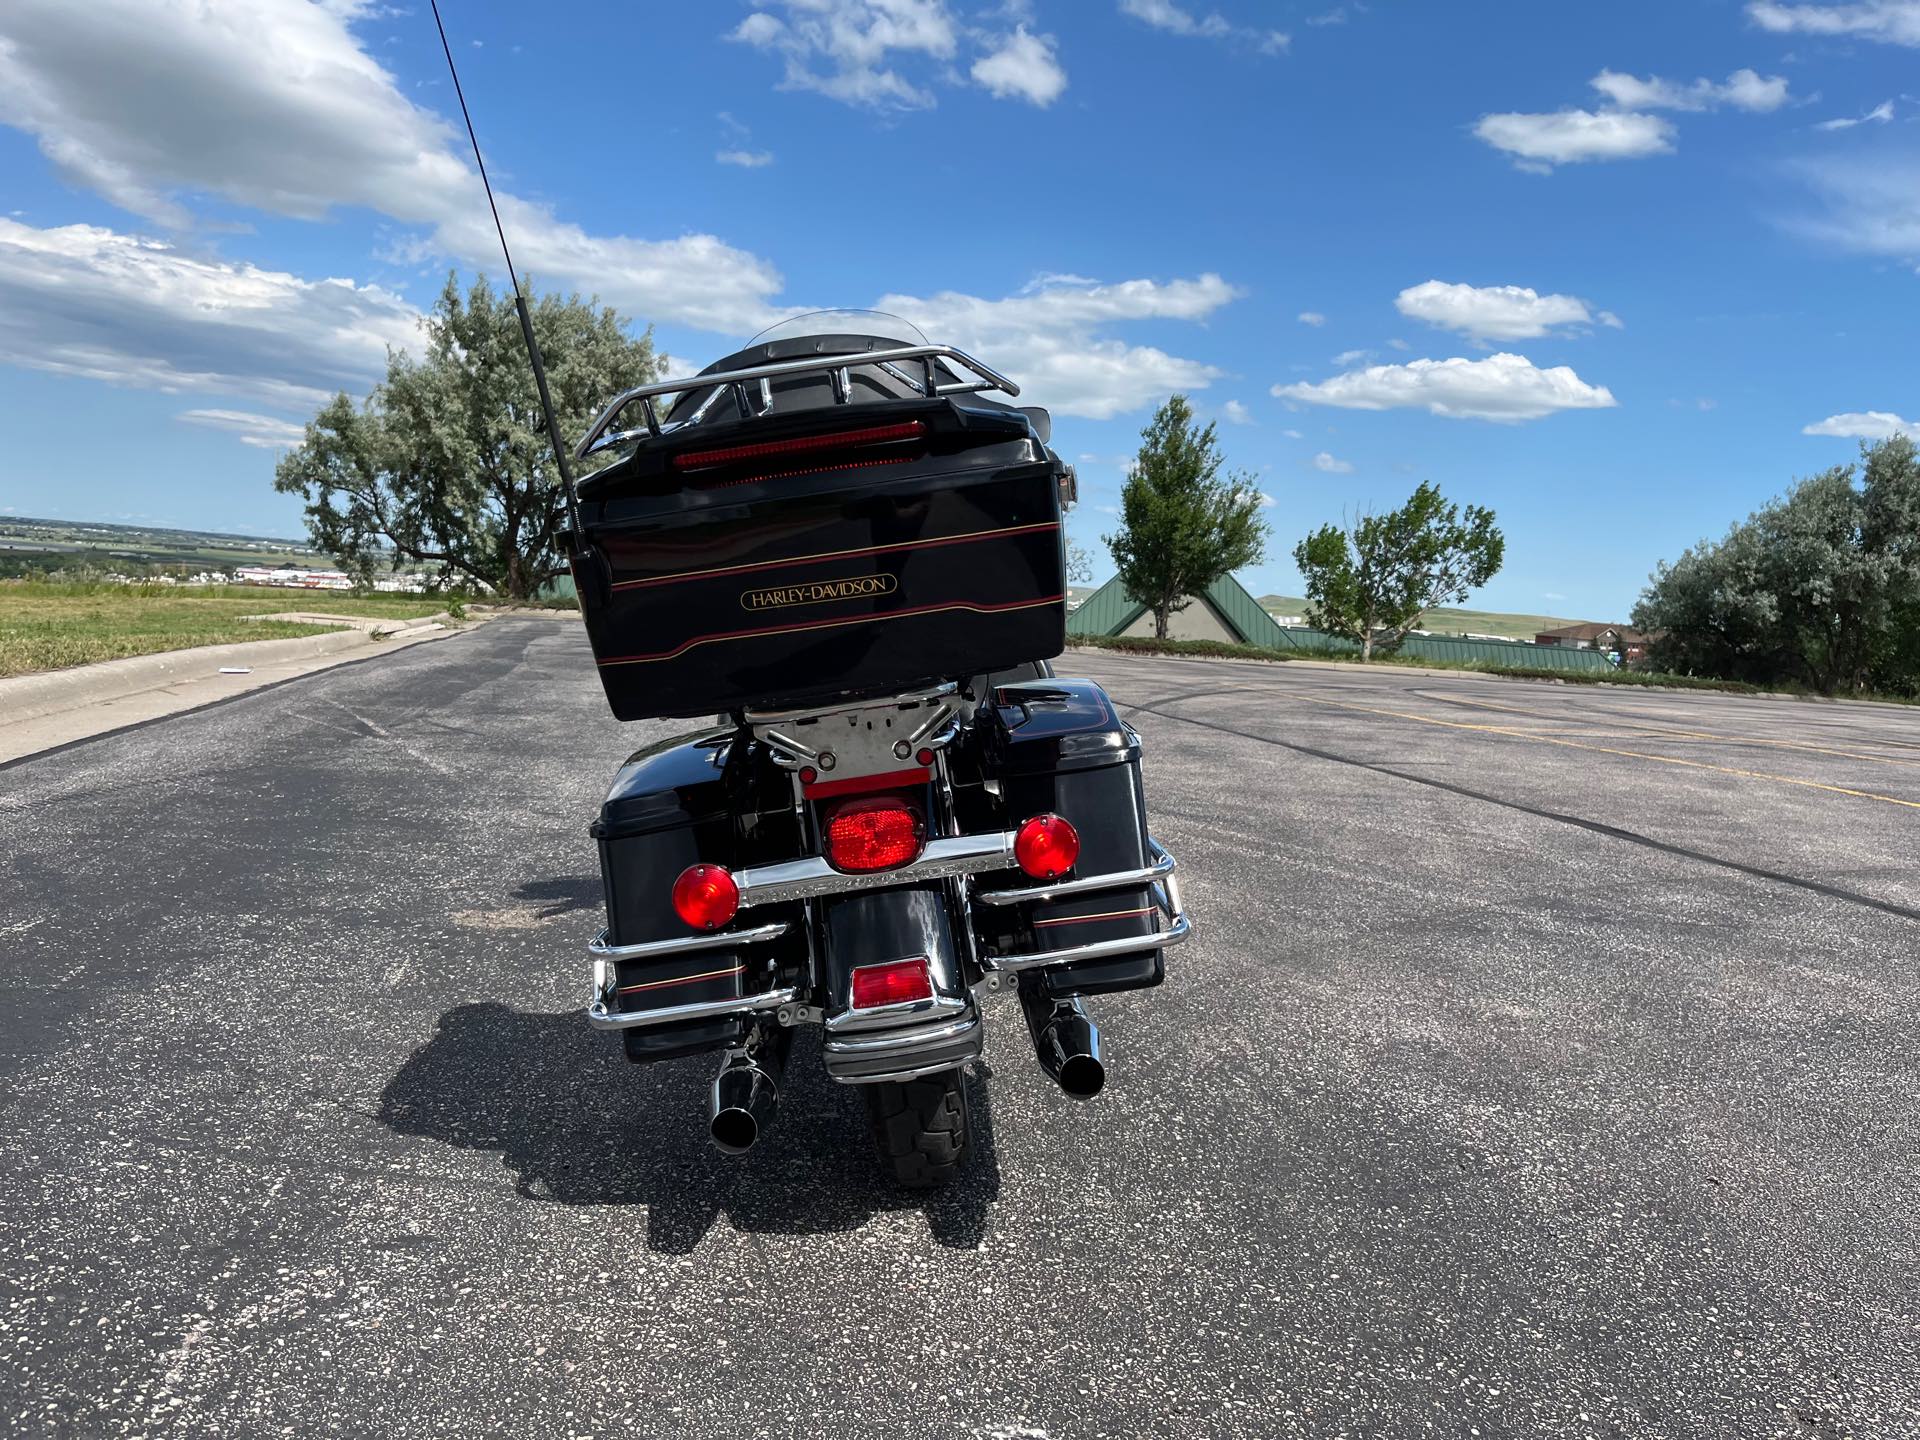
[0,619,465,766]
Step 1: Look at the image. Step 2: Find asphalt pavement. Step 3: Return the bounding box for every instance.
[3,620,1917,1438]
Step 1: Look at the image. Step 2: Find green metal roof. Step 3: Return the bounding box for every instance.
[1066,573,1613,672]
[1065,571,1287,646]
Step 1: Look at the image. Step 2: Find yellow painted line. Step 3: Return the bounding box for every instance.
[1421,690,1920,770]
[1263,688,1920,812]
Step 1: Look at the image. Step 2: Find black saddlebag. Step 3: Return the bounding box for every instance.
[591,730,797,1063]
[979,679,1165,999]
[570,398,1066,722]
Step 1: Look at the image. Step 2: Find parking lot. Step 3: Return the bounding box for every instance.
[4,619,1917,1437]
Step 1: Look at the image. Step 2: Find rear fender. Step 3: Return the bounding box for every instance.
[817,884,967,1023]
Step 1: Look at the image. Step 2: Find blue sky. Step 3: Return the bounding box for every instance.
[1,0,1917,619]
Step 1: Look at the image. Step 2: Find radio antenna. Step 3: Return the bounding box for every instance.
[428,0,581,536]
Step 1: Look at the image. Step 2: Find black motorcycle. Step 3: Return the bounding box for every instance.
[563,311,1189,1186]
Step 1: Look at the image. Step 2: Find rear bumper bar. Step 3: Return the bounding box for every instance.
[582,838,1189,1030]
[974,841,1191,974]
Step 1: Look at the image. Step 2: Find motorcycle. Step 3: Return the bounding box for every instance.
[562,310,1190,1186]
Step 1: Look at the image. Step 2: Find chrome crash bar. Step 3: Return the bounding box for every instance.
[582,838,1189,1027]
[576,344,1021,458]
[585,922,794,1032]
[975,841,1191,974]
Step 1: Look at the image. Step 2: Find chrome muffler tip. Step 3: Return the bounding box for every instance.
[709,1053,781,1154]
[1022,990,1106,1101]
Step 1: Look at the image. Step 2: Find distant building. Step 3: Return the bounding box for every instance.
[234,564,353,590]
[1066,573,1291,645]
[1535,622,1651,664]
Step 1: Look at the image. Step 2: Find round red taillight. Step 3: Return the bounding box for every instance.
[672,863,738,930]
[1014,814,1080,879]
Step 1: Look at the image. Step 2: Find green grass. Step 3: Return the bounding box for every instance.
[0,581,451,679]
[1065,633,1786,696]
[1256,594,1585,641]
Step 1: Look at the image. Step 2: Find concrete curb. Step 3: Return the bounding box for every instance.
[1,629,381,726]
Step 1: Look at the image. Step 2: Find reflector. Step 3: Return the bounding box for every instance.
[824,796,925,873]
[850,956,935,1010]
[671,863,739,930]
[1014,814,1080,879]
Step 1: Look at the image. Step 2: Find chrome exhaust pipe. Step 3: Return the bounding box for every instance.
[708,1042,784,1154]
[1022,990,1106,1100]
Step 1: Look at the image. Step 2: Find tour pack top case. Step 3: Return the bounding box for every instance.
[568,329,1069,722]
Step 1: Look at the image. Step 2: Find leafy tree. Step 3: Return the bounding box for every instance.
[1065,540,1096,586]
[1293,482,1505,660]
[1636,436,1920,694]
[1103,395,1269,638]
[275,274,660,600]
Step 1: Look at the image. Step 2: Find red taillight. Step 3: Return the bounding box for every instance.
[850,957,934,1010]
[1014,814,1079,879]
[672,420,927,472]
[823,796,925,873]
[671,863,738,930]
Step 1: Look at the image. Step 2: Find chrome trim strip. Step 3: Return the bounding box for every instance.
[577,344,1020,458]
[832,1058,970,1086]
[982,912,1192,974]
[734,833,1016,909]
[822,1013,978,1055]
[586,986,800,1032]
[973,842,1176,907]
[824,991,969,1033]
[586,922,789,961]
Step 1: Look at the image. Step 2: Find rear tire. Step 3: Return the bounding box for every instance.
[864,1069,972,1188]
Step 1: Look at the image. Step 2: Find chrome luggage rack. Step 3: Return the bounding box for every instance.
[575,343,1021,459]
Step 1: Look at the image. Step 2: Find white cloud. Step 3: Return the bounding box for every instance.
[1312,451,1355,474]
[0,217,420,410]
[970,26,1067,105]
[1749,0,1920,46]
[1802,410,1919,439]
[876,273,1238,419]
[1395,280,1616,342]
[1814,99,1896,129]
[1474,109,1676,169]
[0,0,785,334]
[716,149,776,167]
[1786,154,1920,256]
[177,408,307,448]
[1332,348,1374,366]
[1589,67,1791,112]
[1297,311,1326,326]
[1282,427,1304,439]
[1117,0,1288,52]
[1221,399,1253,424]
[1273,352,1618,423]
[728,0,957,109]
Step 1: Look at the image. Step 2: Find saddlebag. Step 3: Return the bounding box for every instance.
[978,679,1166,999]
[591,730,796,1063]
[569,397,1065,722]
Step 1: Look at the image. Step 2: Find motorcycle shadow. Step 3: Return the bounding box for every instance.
[377,1002,1002,1254]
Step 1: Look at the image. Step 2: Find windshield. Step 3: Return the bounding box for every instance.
[748,309,928,348]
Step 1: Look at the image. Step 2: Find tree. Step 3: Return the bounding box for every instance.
[1293,482,1505,661]
[1065,541,1096,585]
[1103,395,1268,638]
[275,274,660,600]
[1635,436,1920,695]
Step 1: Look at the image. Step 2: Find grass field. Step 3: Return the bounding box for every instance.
[1257,593,1584,640]
[0,582,451,679]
